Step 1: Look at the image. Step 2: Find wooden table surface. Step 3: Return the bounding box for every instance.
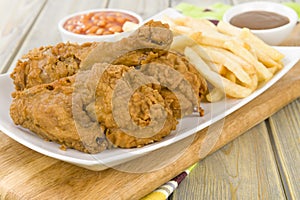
[0,0,299,199]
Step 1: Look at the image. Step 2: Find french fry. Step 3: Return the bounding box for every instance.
[239,28,284,61]
[247,73,258,91]
[174,17,217,31]
[267,66,278,74]
[190,32,230,48]
[248,45,258,59]
[217,21,241,36]
[205,61,227,75]
[191,28,273,82]
[163,16,218,37]
[254,48,283,70]
[224,70,237,83]
[188,43,212,61]
[221,76,253,98]
[165,16,217,33]
[184,47,252,98]
[171,35,196,53]
[206,87,225,102]
[184,47,224,87]
[218,21,284,61]
[165,16,285,100]
[192,45,253,86]
[212,46,256,75]
[211,46,258,90]
[173,25,194,35]
[183,17,217,32]
[224,39,273,81]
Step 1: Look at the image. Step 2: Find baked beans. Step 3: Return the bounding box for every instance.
[63,11,139,36]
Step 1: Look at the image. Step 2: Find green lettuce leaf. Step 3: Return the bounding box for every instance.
[175,2,231,20]
[176,2,300,21]
[283,2,300,20]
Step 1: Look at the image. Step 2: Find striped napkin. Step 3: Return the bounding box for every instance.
[141,163,198,200]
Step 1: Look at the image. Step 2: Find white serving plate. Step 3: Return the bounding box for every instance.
[1,8,300,171]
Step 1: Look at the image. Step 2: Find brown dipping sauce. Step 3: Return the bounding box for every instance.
[230,11,289,30]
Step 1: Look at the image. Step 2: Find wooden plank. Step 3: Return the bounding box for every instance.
[1,1,300,199]
[0,0,46,73]
[281,24,300,46]
[171,123,285,200]
[268,98,300,200]
[6,0,108,74]
[107,0,169,19]
[0,139,60,200]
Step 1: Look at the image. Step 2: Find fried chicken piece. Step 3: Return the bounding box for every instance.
[95,64,178,148]
[9,20,207,152]
[79,20,173,70]
[10,64,111,153]
[146,51,207,117]
[10,63,178,151]
[11,20,173,91]
[113,50,207,118]
[11,42,97,91]
[10,49,207,151]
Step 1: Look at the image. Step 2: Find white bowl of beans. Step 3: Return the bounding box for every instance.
[223,1,298,45]
[58,9,143,43]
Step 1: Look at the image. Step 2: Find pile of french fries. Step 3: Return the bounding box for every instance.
[163,16,285,101]
[123,17,285,101]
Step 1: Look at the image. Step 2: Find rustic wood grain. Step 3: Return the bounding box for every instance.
[281,24,300,46]
[1,0,300,199]
[0,0,46,73]
[268,99,300,200]
[265,21,300,200]
[170,23,300,200]
[171,123,286,200]
[107,0,169,19]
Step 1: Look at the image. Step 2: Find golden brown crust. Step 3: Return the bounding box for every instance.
[10,71,108,153]
[9,21,207,152]
[10,42,97,91]
[95,64,178,148]
[149,51,207,117]
[113,50,207,117]
[11,21,173,92]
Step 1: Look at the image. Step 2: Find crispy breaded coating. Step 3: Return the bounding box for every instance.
[79,20,173,70]
[10,63,178,151]
[113,50,207,117]
[11,42,97,91]
[10,64,110,153]
[95,64,178,148]
[11,20,173,91]
[9,21,207,152]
